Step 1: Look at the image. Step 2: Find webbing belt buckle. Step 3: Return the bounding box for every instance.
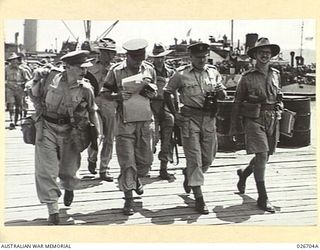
[57,118,66,125]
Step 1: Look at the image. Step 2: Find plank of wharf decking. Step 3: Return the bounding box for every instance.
[5,184,317,223]
[5,200,317,226]
[5,187,317,220]
[4,171,317,206]
[5,152,316,175]
[5,163,317,203]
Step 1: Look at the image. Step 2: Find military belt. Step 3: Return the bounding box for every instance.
[181,105,212,116]
[43,115,71,125]
[260,104,276,111]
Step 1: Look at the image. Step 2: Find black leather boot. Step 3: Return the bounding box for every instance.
[182,168,191,194]
[100,171,114,182]
[256,181,275,213]
[160,169,174,180]
[135,178,144,195]
[48,213,60,225]
[237,159,254,194]
[88,161,97,174]
[123,198,134,215]
[195,197,209,214]
[159,161,174,180]
[63,190,74,207]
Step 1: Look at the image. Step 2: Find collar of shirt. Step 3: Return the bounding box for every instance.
[60,72,82,89]
[188,64,210,73]
[118,59,148,72]
[252,65,277,75]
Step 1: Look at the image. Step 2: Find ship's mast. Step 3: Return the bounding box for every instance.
[230,19,234,51]
[300,20,304,57]
[84,20,91,41]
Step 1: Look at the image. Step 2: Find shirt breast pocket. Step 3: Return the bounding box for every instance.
[45,88,63,110]
[183,82,201,97]
[72,95,87,112]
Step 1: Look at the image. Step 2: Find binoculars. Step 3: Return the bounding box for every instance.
[203,91,218,114]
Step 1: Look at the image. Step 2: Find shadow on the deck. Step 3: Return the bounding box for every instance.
[212,194,281,223]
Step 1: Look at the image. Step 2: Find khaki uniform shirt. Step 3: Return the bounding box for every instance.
[164,64,225,108]
[234,67,281,104]
[154,64,175,99]
[44,72,97,120]
[5,64,31,89]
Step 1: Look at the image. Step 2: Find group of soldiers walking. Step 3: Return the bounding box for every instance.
[6,35,284,225]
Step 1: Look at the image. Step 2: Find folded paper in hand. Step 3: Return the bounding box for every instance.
[122,73,152,123]
[122,73,145,93]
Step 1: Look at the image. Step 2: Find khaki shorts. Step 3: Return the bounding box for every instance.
[244,111,279,155]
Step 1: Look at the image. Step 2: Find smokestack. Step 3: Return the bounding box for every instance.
[245,33,258,53]
[290,51,295,67]
[24,19,37,52]
[14,32,19,44]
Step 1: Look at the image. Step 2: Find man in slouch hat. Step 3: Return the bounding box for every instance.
[230,37,283,213]
[87,38,117,182]
[149,43,176,180]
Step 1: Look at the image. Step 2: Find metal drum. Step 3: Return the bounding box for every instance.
[279,96,311,147]
[216,98,245,152]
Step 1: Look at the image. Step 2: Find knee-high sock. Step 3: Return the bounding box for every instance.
[253,152,268,182]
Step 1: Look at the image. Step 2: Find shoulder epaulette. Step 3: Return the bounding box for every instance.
[177,64,191,72]
[49,66,64,73]
[242,68,256,76]
[109,61,122,71]
[143,60,155,68]
[207,64,217,70]
[80,78,94,89]
[270,67,280,73]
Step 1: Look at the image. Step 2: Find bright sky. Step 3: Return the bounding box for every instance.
[4,19,316,53]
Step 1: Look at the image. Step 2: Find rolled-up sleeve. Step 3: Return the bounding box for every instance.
[164,72,182,94]
[101,70,117,93]
[234,75,247,103]
[85,87,99,113]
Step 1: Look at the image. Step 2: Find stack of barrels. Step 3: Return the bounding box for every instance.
[278,96,311,147]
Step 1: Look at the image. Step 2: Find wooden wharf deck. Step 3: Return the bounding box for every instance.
[3,101,318,226]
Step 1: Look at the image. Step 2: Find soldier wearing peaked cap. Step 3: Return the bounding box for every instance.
[149,43,176,180]
[28,50,102,225]
[230,38,283,213]
[86,38,117,182]
[5,52,31,128]
[164,42,227,214]
[101,38,157,215]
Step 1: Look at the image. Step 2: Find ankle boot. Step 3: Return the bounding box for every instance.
[195,196,209,214]
[135,178,144,195]
[182,168,191,194]
[159,161,174,180]
[123,198,134,215]
[237,159,254,194]
[63,190,74,207]
[88,161,97,174]
[256,181,275,213]
[100,171,113,182]
[48,213,60,225]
